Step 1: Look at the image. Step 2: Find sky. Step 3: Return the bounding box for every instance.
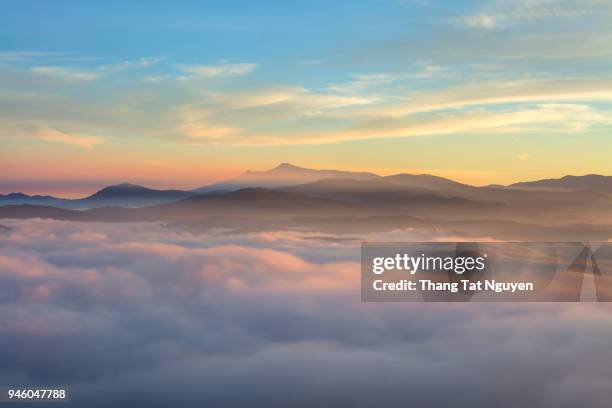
[1,0,612,196]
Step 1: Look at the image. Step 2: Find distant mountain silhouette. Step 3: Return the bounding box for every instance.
[383,173,469,191]
[86,182,158,198]
[157,187,360,219]
[74,182,194,207]
[282,178,477,205]
[192,163,379,193]
[0,182,195,209]
[0,186,488,223]
[509,175,612,193]
[0,192,68,207]
[193,163,480,195]
[0,188,360,221]
[283,178,408,195]
[2,197,611,242]
[2,167,611,226]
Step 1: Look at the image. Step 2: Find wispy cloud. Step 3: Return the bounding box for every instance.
[171,102,612,146]
[214,86,377,110]
[463,14,498,29]
[30,66,100,82]
[8,55,612,147]
[413,62,454,79]
[29,57,163,82]
[176,62,258,78]
[98,57,164,73]
[0,51,67,61]
[177,107,243,141]
[461,0,612,29]
[171,87,379,143]
[275,103,612,145]
[356,78,612,118]
[33,129,104,149]
[328,64,453,95]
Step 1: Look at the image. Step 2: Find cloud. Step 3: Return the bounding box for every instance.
[464,14,498,29]
[171,88,379,143]
[177,62,258,78]
[168,78,612,144]
[206,102,612,145]
[328,73,403,94]
[33,129,104,149]
[3,49,612,148]
[0,51,113,63]
[461,0,612,29]
[0,219,612,407]
[327,65,454,95]
[29,57,163,83]
[98,57,164,73]
[365,78,612,118]
[219,86,378,110]
[30,66,100,82]
[413,62,454,79]
[0,51,68,61]
[6,57,612,147]
[175,106,244,140]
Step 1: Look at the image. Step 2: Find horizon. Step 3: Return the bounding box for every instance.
[1,161,611,198]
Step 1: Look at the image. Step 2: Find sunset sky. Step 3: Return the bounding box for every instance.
[1,0,612,196]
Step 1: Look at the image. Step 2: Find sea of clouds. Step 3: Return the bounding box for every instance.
[0,219,611,407]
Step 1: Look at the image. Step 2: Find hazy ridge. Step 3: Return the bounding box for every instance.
[1,164,611,241]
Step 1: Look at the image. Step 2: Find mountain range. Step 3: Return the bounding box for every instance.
[3,163,609,208]
[1,164,611,232]
[192,163,379,193]
[0,182,195,209]
[509,174,612,193]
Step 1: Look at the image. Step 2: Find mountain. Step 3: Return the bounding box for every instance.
[0,205,85,220]
[155,187,360,219]
[0,183,196,209]
[3,201,611,242]
[0,188,361,222]
[3,168,612,225]
[0,192,68,207]
[194,164,477,194]
[281,177,498,221]
[72,182,195,208]
[282,177,460,201]
[192,163,380,193]
[383,173,470,191]
[283,178,410,196]
[509,175,612,194]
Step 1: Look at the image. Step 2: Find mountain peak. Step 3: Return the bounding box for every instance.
[81,183,193,205]
[509,174,612,192]
[88,182,151,198]
[274,163,303,171]
[6,192,30,198]
[244,163,306,175]
[193,164,380,193]
[114,182,143,189]
[560,174,604,181]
